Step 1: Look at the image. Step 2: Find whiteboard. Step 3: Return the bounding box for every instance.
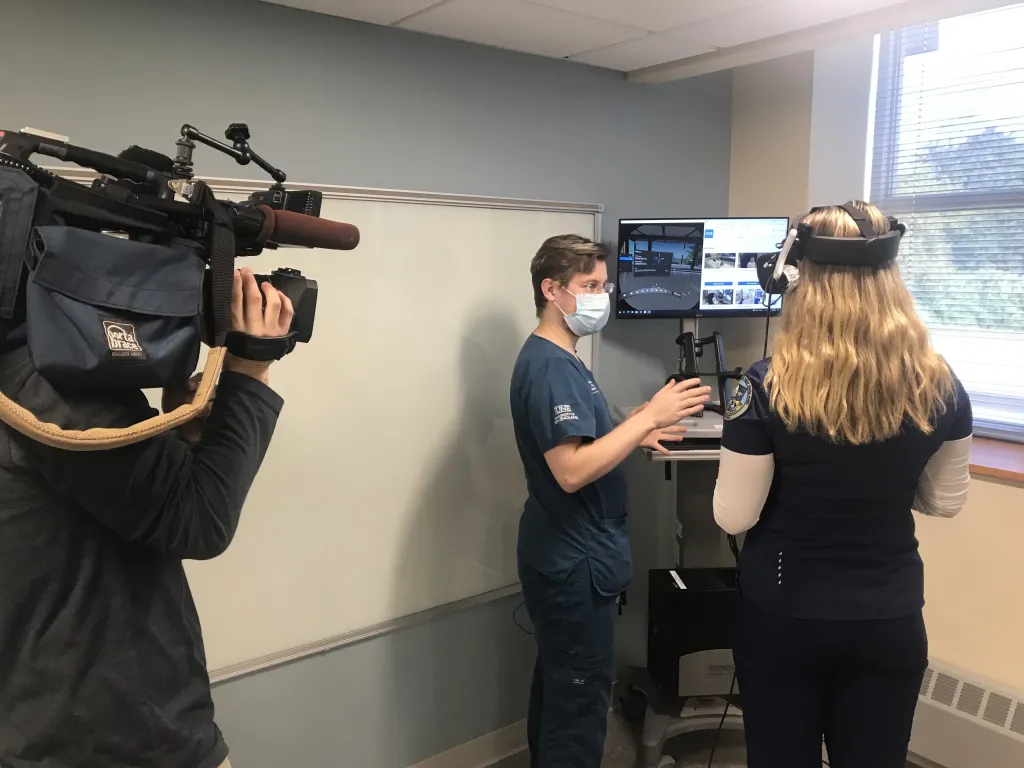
[161,182,602,674]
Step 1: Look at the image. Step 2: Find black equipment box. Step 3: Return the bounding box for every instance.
[648,567,738,700]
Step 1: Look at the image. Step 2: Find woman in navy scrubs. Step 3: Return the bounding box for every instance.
[713,202,972,768]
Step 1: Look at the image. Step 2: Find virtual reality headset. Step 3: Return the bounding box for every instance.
[756,202,907,294]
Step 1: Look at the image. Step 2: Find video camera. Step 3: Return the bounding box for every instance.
[0,122,359,391]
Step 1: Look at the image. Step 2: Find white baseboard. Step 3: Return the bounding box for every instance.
[409,720,527,768]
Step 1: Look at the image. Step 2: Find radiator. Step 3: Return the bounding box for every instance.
[909,659,1024,768]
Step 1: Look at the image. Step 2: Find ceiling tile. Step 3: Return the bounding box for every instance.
[399,0,649,59]
[571,29,716,71]
[678,0,907,48]
[529,0,769,33]
[258,0,440,26]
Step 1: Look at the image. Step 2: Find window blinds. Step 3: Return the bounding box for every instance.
[870,4,1024,441]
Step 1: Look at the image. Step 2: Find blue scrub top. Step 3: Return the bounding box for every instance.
[722,358,973,621]
[510,335,631,596]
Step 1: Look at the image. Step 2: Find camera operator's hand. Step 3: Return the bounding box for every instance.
[224,267,294,387]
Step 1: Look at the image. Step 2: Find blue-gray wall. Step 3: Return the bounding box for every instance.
[0,1,733,765]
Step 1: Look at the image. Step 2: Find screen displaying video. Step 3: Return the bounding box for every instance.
[615,217,789,319]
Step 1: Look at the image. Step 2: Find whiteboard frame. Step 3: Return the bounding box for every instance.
[47,168,605,682]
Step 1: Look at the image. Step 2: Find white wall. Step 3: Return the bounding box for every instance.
[722,52,816,366]
[808,38,877,206]
[729,52,815,221]
[916,477,1024,689]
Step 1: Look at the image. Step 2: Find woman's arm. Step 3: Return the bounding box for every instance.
[913,435,972,518]
[713,447,775,535]
[715,365,775,535]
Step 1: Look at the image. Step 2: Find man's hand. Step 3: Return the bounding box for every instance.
[647,378,711,429]
[161,373,213,444]
[630,400,694,454]
[224,267,295,386]
[641,425,689,456]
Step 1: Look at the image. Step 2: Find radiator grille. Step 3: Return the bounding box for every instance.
[932,673,959,707]
[983,693,1013,728]
[1010,703,1024,738]
[956,683,985,717]
[920,667,935,697]
[918,663,1024,746]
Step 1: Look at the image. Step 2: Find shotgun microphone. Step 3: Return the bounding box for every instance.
[261,207,360,250]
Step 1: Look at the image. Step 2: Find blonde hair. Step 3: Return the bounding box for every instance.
[765,201,953,444]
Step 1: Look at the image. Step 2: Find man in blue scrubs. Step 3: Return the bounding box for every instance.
[510,235,710,767]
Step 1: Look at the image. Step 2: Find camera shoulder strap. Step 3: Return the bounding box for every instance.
[199,182,234,347]
[0,346,226,451]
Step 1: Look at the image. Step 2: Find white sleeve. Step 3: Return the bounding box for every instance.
[913,435,972,518]
[713,447,775,535]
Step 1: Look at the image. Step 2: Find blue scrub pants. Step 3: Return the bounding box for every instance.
[520,559,616,768]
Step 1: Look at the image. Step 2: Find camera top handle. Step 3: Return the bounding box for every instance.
[174,123,286,187]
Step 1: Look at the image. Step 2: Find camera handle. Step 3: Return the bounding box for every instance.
[173,123,287,186]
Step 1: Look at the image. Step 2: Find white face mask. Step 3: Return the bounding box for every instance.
[557,287,610,337]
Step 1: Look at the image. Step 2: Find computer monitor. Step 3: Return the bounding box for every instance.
[615,217,790,319]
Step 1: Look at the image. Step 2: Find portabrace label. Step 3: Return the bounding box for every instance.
[102,319,146,360]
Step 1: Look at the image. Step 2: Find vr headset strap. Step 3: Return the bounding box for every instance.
[839,203,875,238]
[0,346,226,451]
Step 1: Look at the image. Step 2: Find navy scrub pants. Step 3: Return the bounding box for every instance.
[733,598,928,768]
[520,559,617,768]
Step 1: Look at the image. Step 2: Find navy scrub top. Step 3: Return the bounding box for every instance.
[722,358,973,621]
[510,335,631,596]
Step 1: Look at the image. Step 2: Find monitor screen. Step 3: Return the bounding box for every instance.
[615,217,790,319]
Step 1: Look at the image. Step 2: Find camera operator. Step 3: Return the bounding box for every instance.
[0,267,292,768]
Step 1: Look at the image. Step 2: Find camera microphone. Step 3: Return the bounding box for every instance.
[259,206,360,250]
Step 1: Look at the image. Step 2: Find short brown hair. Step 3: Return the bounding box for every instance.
[531,235,609,313]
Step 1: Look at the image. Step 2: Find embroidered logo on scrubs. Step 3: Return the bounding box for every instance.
[588,380,599,395]
[724,375,752,421]
[553,404,578,426]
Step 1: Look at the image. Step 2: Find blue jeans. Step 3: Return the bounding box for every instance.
[520,559,617,768]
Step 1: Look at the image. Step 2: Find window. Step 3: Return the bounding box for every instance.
[870,4,1024,442]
